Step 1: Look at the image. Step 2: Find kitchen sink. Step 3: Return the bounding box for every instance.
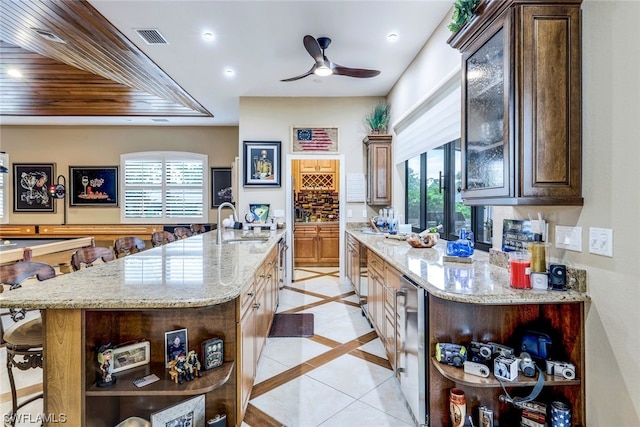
[221,238,269,245]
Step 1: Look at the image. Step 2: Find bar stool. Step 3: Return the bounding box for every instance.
[190,224,207,235]
[113,236,146,258]
[151,230,176,247]
[0,261,56,425]
[71,246,115,271]
[173,227,193,239]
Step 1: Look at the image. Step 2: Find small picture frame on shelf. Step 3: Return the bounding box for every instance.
[151,394,205,427]
[112,340,150,373]
[165,328,188,368]
[201,338,224,370]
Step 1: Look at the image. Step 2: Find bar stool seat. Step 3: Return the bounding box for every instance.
[3,317,42,347]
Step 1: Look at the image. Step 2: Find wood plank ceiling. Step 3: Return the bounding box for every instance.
[0,0,211,118]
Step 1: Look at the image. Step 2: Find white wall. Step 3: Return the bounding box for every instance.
[237,97,384,220]
[387,2,640,424]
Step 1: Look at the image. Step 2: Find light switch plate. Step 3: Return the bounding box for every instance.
[347,209,353,218]
[589,227,613,257]
[555,226,582,252]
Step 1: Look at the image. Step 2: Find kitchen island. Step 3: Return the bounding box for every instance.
[0,229,285,426]
[346,229,589,426]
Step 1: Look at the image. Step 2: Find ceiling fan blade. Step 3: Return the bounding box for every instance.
[303,35,324,63]
[332,64,381,78]
[280,65,317,82]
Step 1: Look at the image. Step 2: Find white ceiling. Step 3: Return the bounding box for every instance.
[4,1,453,126]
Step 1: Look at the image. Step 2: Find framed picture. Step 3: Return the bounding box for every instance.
[165,328,188,368]
[211,167,233,208]
[151,395,205,427]
[292,126,339,153]
[13,163,55,212]
[201,338,224,370]
[112,340,150,373]
[69,166,118,207]
[249,204,270,223]
[243,141,281,187]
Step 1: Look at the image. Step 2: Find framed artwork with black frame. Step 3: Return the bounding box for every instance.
[211,167,233,208]
[69,166,118,207]
[13,163,55,213]
[243,140,281,187]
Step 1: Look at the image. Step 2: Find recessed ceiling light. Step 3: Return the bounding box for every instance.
[224,69,235,77]
[7,68,23,78]
[387,33,399,42]
[202,32,215,41]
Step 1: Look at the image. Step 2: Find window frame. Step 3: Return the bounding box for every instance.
[120,151,208,224]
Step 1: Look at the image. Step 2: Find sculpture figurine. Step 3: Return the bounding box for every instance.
[96,344,116,387]
[173,353,193,384]
[185,350,203,379]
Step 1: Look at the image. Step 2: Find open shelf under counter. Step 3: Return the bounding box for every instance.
[432,358,580,388]
[85,361,234,397]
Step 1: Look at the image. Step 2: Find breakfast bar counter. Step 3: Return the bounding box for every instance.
[0,230,285,426]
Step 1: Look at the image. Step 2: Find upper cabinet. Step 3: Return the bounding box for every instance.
[364,135,392,206]
[448,0,583,206]
[294,159,339,191]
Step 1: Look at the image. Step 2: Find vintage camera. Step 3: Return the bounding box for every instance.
[546,360,576,380]
[518,352,537,378]
[469,341,514,362]
[463,361,490,378]
[521,331,552,360]
[435,342,467,367]
[494,355,519,381]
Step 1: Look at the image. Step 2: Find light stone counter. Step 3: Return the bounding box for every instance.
[347,229,589,305]
[0,229,285,309]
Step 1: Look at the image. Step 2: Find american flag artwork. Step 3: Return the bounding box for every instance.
[293,127,338,152]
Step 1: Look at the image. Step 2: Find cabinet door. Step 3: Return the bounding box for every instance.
[461,19,511,200]
[294,226,318,265]
[316,159,336,173]
[364,136,392,205]
[299,160,318,172]
[238,300,256,421]
[317,225,339,265]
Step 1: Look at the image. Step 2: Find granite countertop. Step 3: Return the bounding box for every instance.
[0,229,285,310]
[347,229,589,305]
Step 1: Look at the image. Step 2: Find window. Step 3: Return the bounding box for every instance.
[121,152,207,224]
[405,140,492,251]
[0,152,8,224]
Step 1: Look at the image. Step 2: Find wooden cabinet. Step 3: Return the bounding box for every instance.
[363,135,392,206]
[367,250,385,336]
[345,233,360,294]
[384,263,403,371]
[448,0,583,206]
[428,297,585,426]
[294,224,339,266]
[295,159,338,191]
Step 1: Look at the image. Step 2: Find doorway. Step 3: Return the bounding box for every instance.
[285,155,345,284]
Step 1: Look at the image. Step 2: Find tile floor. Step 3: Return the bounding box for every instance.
[0,267,415,427]
[242,267,415,427]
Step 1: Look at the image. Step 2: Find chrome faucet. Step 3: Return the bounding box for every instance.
[217,202,238,244]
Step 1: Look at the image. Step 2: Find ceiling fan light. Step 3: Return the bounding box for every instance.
[314,64,333,77]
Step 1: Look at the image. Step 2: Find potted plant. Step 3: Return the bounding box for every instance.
[364,101,390,134]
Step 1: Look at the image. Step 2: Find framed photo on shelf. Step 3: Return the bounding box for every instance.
[165,328,188,368]
[292,126,338,153]
[13,163,55,213]
[211,167,233,208]
[201,338,224,370]
[151,395,205,427]
[112,341,150,373]
[243,140,281,187]
[69,166,118,207]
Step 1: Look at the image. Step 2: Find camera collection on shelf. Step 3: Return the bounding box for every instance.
[435,329,575,427]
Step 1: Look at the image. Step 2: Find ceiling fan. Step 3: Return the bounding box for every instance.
[281,35,381,82]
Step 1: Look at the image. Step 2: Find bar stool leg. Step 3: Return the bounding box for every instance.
[5,344,44,427]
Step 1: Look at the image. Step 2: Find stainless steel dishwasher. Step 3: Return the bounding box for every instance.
[397,275,428,426]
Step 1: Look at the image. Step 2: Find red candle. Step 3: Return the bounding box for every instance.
[510,259,531,289]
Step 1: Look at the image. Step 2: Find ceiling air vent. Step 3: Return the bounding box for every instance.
[135,29,168,45]
[151,118,169,123]
[31,28,66,44]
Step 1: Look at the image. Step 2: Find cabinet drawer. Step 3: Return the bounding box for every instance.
[368,251,384,277]
[294,225,318,236]
[239,283,256,319]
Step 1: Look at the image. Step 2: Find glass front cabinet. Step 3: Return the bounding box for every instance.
[449,0,583,206]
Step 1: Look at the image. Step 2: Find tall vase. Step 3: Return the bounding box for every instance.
[449,388,466,427]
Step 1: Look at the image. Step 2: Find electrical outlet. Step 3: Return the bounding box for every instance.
[347,209,353,218]
[362,209,368,218]
[589,227,613,257]
[555,226,582,252]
